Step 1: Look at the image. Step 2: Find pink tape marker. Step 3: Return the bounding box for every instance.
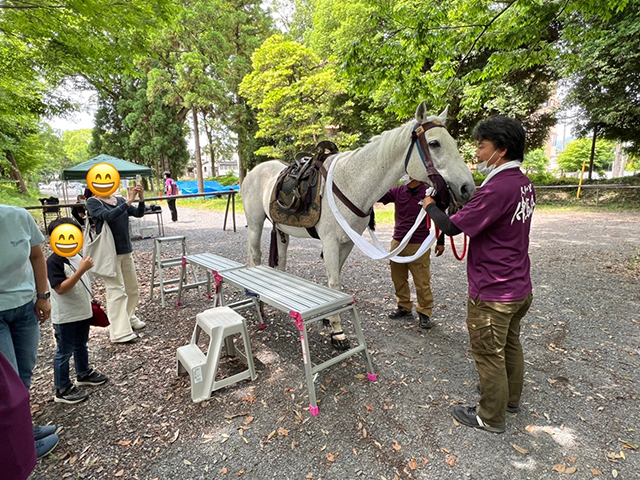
[367,373,378,382]
[181,256,187,266]
[213,270,223,293]
[289,311,303,331]
[309,405,319,416]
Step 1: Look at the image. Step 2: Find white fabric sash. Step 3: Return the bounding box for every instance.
[481,161,522,186]
[326,153,436,263]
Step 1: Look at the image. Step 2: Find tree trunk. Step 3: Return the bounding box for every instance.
[613,140,627,178]
[588,129,597,181]
[6,151,28,194]
[203,117,217,177]
[192,107,205,193]
[238,149,246,185]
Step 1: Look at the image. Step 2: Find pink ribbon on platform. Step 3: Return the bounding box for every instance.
[289,311,303,331]
[213,270,223,293]
[181,256,187,266]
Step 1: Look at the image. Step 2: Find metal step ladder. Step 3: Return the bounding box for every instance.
[177,306,257,402]
[149,236,205,307]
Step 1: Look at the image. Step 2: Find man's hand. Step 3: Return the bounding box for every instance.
[34,298,51,324]
[422,195,436,209]
[79,255,95,273]
[434,245,445,257]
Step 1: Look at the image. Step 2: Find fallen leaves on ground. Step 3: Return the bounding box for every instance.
[552,464,566,473]
[590,468,601,476]
[392,441,401,451]
[446,455,456,467]
[565,466,577,474]
[277,427,289,436]
[244,416,254,425]
[326,452,336,463]
[408,458,417,470]
[512,444,529,455]
[115,470,124,477]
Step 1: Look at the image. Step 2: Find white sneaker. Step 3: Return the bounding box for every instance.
[112,332,137,343]
[130,315,146,330]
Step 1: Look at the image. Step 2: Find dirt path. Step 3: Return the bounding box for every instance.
[30,206,640,480]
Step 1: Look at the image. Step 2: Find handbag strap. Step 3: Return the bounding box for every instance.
[67,261,92,298]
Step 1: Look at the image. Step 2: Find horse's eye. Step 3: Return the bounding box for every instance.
[428,140,440,148]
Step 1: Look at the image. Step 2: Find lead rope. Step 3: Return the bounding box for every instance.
[450,234,468,260]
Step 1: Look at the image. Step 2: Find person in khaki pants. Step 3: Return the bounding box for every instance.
[86,185,147,343]
[380,178,445,329]
[424,115,535,433]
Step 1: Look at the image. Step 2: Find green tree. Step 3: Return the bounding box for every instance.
[557,138,615,173]
[62,129,92,164]
[562,2,640,156]
[522,148,550,175]
[90,77,189,178]
[239,34,353,160]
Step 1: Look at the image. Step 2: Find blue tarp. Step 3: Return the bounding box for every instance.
[176,181,239,195]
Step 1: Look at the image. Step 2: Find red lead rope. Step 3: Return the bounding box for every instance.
[450,233,468,260]
[427,214,467,260]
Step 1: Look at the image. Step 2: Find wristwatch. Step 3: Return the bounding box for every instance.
[36,292,50,299]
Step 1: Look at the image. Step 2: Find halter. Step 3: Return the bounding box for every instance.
[404,121,451,209]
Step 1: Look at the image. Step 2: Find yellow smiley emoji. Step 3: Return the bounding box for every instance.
[50,223,83,257]
[86,163,120,196]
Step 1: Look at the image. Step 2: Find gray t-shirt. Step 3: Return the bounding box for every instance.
[0,205,45,311]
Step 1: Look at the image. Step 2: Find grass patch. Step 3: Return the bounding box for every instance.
[179,196,245,214]
[0,184,41,207]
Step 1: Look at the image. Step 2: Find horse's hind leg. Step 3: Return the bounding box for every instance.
[247,220,264,267]
[276,231,290,271]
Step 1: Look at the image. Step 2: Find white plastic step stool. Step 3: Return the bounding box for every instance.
[176,306,257,403]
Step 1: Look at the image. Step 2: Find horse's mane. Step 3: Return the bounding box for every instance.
[356,114,444,160]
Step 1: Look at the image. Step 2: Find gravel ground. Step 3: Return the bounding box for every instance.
[30,204,639,480]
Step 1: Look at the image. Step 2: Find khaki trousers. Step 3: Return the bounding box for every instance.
[390,239,433,316]
[467,294,533,427]
[103,253,139,342]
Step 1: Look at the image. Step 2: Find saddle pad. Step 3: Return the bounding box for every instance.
[268,161,322,228]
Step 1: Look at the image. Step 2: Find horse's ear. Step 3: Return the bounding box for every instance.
[438,105,449,124]
[415,101,428,123]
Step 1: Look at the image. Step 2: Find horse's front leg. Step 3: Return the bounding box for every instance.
[322,240,353,350]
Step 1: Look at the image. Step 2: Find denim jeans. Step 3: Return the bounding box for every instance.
[53,319,92,390]
[0,300,40,389]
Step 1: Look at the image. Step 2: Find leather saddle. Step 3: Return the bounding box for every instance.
[269,141,339,228]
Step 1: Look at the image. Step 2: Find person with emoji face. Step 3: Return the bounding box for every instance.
[46,218,108,404]
[86,178,147,343]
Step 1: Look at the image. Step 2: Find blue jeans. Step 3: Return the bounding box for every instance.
[0,300,40,389]
[53,319,92,390]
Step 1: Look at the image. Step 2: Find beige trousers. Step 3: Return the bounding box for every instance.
[390,239,434,316]
[103,253,139,342]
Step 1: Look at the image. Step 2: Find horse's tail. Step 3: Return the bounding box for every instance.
[368,210,376,231]
[268,227,279,268]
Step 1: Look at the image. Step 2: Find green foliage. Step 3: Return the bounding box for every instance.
[90,78,190,177]
[522,149,551,175]
[562,1,640,154]
[240,34,352,160]
[206,171,239,186]
[557,138,616,173]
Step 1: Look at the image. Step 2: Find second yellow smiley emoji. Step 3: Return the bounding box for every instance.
[50,223,83,257]
[86,163,120,196]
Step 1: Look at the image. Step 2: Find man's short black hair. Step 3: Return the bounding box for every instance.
[472,116,525,161]
[164,171,171,178]
[47,217,81,236]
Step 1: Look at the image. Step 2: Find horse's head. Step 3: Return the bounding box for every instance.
[405,101,475,206]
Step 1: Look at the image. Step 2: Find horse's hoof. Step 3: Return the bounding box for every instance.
[322,318,330,326]
[330,331,350,351]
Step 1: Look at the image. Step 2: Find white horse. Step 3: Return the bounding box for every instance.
[241,102,475,349]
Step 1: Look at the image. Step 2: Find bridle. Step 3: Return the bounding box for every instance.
[404,121,451,209]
